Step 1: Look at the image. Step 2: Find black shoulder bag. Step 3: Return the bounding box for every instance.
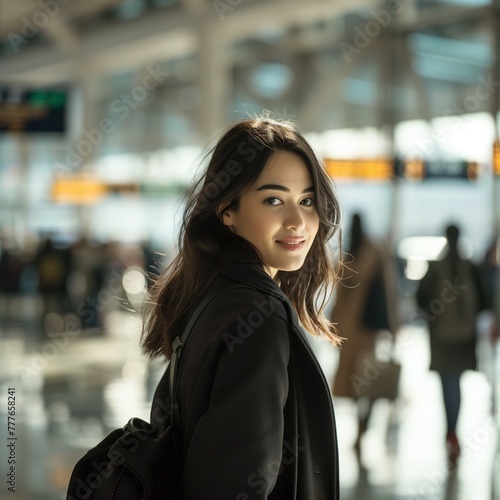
[66,285,244,500]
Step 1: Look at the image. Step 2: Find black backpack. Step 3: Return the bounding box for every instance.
[66,285,246,500]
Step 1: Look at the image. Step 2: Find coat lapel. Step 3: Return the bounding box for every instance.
[219,262,339,499]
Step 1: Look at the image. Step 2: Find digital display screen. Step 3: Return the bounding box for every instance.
[0,87,67,133]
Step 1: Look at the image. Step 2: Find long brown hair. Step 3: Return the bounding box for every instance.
[141,116,343,359]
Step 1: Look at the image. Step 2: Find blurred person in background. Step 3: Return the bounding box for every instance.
[0,239,27,333]
[140,116,343,499]
[416,224,487,465]
[67,237,102,331]
[330,213,396,458]
[35,237,72,337]
[0,241,24,305]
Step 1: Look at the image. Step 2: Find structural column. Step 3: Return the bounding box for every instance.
[197,24,231,144]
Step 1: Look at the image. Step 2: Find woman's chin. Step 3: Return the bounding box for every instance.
[270,262,305,274]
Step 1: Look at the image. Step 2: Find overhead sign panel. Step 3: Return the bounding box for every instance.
[394,158,479,181]
[51,176,185,204]
[324,158,479,181]
[0,87,67,133]
[324,158,393,180]
[494,140,500,176]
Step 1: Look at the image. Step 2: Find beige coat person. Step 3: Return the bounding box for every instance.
[331,238,394,399]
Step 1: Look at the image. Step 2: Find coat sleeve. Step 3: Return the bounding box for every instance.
[182,303,291,500]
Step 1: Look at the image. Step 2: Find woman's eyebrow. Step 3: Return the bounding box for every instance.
[255,183,314,193]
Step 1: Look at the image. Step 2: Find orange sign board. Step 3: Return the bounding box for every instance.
[324,158,393,180]
[51,177,107,204]
[494,140,500,176]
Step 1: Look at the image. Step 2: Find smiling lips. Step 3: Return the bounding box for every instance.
[276,237,306,251]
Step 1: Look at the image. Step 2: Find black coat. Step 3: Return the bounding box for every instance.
[152,260,340,500]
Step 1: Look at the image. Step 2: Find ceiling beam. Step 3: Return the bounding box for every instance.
[0,9,195,84]
[218,0,373,42]
[181,0,211,21]
[0,0,374,84]
[297,42,377,131]
[41,17,80,53]
[393,4,491,32]
[0,0,125,38]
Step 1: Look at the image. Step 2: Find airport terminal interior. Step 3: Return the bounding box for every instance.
[1,0,500,498]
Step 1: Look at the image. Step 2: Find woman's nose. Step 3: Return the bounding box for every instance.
[284,207,306,230]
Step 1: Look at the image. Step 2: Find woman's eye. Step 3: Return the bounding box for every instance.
[301,198,315,206]
[264,197,283,205]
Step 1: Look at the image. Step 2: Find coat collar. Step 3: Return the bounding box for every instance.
[218,261,303,326]
[218,261,287,302]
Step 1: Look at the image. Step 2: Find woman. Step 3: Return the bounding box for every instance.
[330,213,393,457]
[142,116,343,499]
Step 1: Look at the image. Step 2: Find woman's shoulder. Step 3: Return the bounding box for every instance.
[205,274,289,324]
[183,277,291,359]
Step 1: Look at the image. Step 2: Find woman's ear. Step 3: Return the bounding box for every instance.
[216,203,235,228]
[221,210,234,229]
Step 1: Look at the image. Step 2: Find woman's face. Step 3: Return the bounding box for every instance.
[222,150,320,278]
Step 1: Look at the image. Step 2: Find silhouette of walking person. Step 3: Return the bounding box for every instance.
[417,224,486,465]
[330,213,395,456]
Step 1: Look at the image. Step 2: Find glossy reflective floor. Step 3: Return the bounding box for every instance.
[0,304,499,500]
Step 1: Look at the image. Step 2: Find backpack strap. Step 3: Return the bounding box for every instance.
[167,284,256,427]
